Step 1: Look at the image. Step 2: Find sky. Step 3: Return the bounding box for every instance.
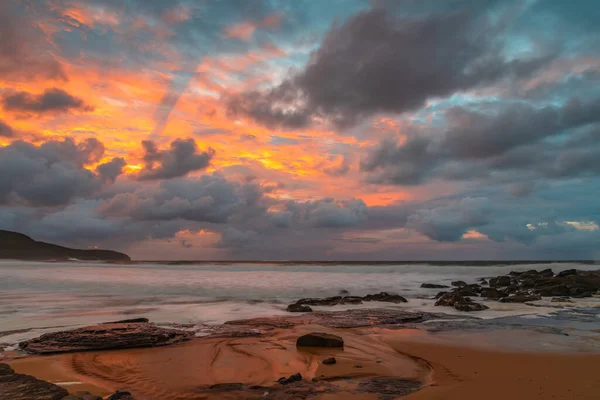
[0,0,599,261]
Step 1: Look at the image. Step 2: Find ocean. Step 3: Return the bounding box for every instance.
[1,260,599,350]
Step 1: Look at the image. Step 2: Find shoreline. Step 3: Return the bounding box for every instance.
[6,321,600,399]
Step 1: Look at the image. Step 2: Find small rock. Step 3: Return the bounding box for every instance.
[362,292,407,303]
[420,283,449,289]
[451,281,467,287]
[354,365,363,368]
[339,296,363,305]
[556,269,577,278]
[107,391,134,400]
[480,288,502,300]
[277,373,302,385]
[322,357,336,365]
[489,276,511,287]
[297,332,344,348]
[538,268,554,277]
[104,318,149,324]
[296,296,341,306]
[338,289,350,296]
[286,304,313,313]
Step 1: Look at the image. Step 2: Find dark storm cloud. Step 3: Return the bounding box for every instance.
[96,157,127,183]
[138,139,215,180]
[361,96,600,185]
[1,89,93,115]
[0,120,13,137]
[227,4,553,130]
[279,198,368,228]
[100,174,266,224]
[0,138,108,206]
[0,2,67,81]
[217,227,257,249]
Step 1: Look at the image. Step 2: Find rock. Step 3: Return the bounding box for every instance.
[457,289,479,297]
[454,301,488,312]
[0,363,69,400]
[480,288,502,299]
[435,291,487,312]
[538,268,554,277]
[520,279,536,289]
[420,283,449,289]
[105,318,149,324]
[499,293,542,303]
[338,289,350,296]
[19,323,193,354]
[296,296,341,306]
[107,391,134,400]
[534,285,571,297]
[286,304,313,313]
[277,373,302,385]
[339,296,363,305]
[362,292,407,303]
[551,297,573,303]
[297,332,344,348]
[451,280,467,287]
[322,357,336,365]
[477,278,488,284]
[489,276,511,287]
[435,291,448,299]
[556,269,578,278]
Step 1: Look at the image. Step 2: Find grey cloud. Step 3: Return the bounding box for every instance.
[96,157,127,183]
[2,88,92,114]
[217,227,257,249]
[138,139,215,180]
[362,96,600,186]
[407,197,491,242]
[227,5,553,130]
[100,174,266,224]
[0,138,107,206]
[302,198,368,228]
[0,120,13,137]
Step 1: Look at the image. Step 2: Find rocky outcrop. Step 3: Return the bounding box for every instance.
[480,288,502,299]
[297,332,344,348]
[499,293,542,303]
[107,391,134,400]
[286,304,313,312]
[0,363,69,400]
[19,322,193,354]
[420,283,449,289]
[277,373,302,385]
[362,292,407,303]
[296,296,342,306]
[0,230,130,261]
[322,357,336,365]
[435,291,488,312]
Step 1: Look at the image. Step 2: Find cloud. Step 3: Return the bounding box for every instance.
[227,5,554,130]
[0,2,67,81]
[301,198,368,228]
[217,227,257,248]
[1,88,93,115]
[361,96,600,185]
[0,120,13,137]
[138,139,215,180]
[0,138,107,206]
[96,157,127,183]
[100,174,266,224]
[324,157,350,176]
[407,197,491,242]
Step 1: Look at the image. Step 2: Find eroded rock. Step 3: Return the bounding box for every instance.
[362,292,407,303]
[19,322,193,354]
[0,363,69,400]
[420,283,449,289]
[286,304,313,313]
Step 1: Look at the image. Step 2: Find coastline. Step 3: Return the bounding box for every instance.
[6,322,600,399]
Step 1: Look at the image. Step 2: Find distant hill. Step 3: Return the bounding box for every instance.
[0,230,131,261]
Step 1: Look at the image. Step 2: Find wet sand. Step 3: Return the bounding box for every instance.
[7,324,600,399]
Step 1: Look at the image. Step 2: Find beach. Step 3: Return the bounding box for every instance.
[2,261,600,399]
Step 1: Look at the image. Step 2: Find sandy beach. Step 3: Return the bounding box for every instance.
[7,321,600,400]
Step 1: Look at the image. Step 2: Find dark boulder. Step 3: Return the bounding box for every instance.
[520,279,536,289]
[339,296,363,305]
[534,285,571,297]
[538,268,554,277]
[435,291,448,299]
[363,292,407,303]
[286,304,313,313]
[451,280,467,287]
[296,296,341,306]
[556,269,577,278]
[338,289,350,296]
[322,357,336,365]
[107,391,134,400]
[105,318,149,324]
[489,276,511,287]
[456,289,479,297]
[19,322,193,354]
[0,363,69,400]
[499,293,542,303]
[435,291,488,312]
[277,373,302,385]
[480,288,502,300]
[420,283,449,289]
[297,332,344,348]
